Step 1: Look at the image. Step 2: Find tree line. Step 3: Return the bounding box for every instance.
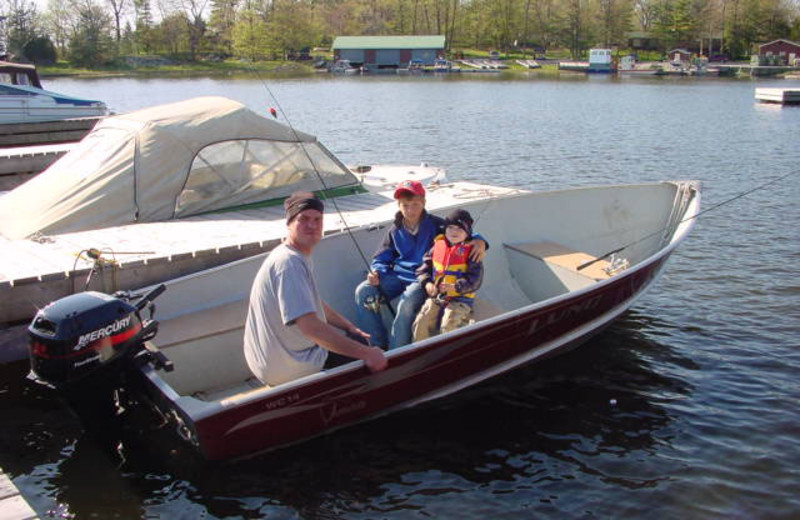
[1,0,799,67]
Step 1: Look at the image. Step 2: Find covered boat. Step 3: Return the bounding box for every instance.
[28,180,699,460]
[0,60,107,124]
[0,97,473,325]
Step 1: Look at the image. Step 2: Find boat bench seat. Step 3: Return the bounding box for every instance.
[504,242,612,281]
[472,298,506,321]
[503,241,613,303]
[193,377,268,403]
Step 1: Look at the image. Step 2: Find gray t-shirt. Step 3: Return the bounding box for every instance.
[243,243,328,386]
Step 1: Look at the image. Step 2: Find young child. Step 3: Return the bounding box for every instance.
[412,208,484,341]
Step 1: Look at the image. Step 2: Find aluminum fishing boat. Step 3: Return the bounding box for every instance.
[28,180,699,460]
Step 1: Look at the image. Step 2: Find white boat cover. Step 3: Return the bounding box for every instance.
[0,96,359,239]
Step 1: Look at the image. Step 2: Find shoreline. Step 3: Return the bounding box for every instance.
[37,61,791,81]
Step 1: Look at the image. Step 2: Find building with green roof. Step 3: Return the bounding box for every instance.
[332,36,446,69]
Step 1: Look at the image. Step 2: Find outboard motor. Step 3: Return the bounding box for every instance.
[28,285,171,423]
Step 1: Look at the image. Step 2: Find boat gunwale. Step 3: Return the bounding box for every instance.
[141,180,700,425]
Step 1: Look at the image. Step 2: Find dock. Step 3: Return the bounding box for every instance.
[755,88,800,104]
[717,64,799,77]
[0,469,38,520]
[0,143,75,191]
[0,117,100,148]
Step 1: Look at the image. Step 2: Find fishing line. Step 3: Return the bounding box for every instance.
[248,67,395,314]
[248,68,374,267]
[578,167,800,272]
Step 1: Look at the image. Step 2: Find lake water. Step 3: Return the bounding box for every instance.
[1,73,799,519]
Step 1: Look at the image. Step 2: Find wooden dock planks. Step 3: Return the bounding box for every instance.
[755,88,800,104]
[0,470,38,520]
[0,183,522,324]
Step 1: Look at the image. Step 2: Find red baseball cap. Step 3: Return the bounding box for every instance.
[394,180,426,199]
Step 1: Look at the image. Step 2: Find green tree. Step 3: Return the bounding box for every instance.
[2,0,41,58]
[232,6,270,60]
[208,0,238,55]
[106,0,129,43]
[179,0,209,60]
[42,0,72,55]
[596,0,634,47]
[652,0,696,51]
[561,0,591,58]
[133,0,155,53]
[67,0,115,66]
[22,35,56,63]
[156,12,191,56]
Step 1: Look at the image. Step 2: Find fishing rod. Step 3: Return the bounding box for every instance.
[249,68,396,315]
[577,167,800,272]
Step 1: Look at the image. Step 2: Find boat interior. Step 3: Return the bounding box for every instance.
[147,182,695,404]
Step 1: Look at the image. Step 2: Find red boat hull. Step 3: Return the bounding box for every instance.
[147,252,669,461]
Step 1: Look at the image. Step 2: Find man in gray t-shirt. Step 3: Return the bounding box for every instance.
[243,192,387,387]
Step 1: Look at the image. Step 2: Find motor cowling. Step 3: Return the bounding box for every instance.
[29,287,163,389]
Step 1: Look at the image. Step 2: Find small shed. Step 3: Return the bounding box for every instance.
[332,36,445,69]
[626,32,658,51]
[758,39,800,65]
[668,49,692,64]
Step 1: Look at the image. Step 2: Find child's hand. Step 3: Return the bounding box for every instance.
[367,271,380,286]
[439,282,455,293]
[425,282,437,297]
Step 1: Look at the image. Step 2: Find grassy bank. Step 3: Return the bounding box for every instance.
[37,59,318,79]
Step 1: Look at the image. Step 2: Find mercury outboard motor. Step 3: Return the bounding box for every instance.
[28,285,172,423]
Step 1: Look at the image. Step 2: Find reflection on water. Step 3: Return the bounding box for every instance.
[1,76,799,518]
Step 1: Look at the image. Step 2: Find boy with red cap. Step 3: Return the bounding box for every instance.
[354,180,487,349]
[412,208,483,341]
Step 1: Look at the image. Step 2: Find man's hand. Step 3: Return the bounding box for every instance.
[367,271,380,286]
[467,238,487,262]
[363,346,387,372]
[348,325,370,343]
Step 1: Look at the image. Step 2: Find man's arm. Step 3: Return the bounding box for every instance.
[295,312,387,372]
[323,302,370,342]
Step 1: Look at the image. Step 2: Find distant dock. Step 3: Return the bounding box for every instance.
[0,142,75,191]
[0,117,100,147]
[0,469,38,520]
[755,88,800,104]
[0,117,98,190]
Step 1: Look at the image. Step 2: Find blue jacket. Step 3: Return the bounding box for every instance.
[371,210,487,284]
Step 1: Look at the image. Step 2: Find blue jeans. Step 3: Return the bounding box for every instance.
[355,274,426,350]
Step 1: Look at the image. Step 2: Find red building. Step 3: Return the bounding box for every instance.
[758,39,800,65]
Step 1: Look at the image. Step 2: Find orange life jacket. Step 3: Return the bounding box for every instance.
[432,235,476,303]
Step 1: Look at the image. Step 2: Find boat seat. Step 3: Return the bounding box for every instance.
[472,298,506,321]
[504,242,613,281]
[193,377,265,402]
[503,241,615,303]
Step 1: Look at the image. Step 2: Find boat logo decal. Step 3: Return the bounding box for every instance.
[262,392,301,411]
[75,316,132,350]
[321,398,367,425]
[528,294,605,335]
